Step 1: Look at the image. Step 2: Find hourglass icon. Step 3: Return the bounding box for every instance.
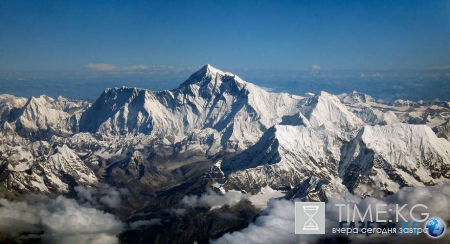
[302,206,319,230]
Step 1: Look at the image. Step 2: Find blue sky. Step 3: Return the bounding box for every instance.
[1,0,449,71]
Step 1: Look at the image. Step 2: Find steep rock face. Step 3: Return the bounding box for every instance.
[433,119,450,140]
[103,150,167,188]
[284,176,330,202]
[221,125,345,194]
[339,124,450,195]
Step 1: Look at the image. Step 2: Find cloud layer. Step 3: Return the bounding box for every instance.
[311,64,321,70]
[87,63,118,72]
[0,185,130,243]
[180,189,250,210]
[75,184,129,209]
[87,63,186,73]
[213,184,450,244]
[129,219,162,230]
[0,194,124,244]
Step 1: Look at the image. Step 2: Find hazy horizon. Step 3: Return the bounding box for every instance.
[0,65,449,103]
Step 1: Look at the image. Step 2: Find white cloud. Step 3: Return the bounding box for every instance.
[181,189,250,210]
[360,72,383,78]
[311,64,321,71]
[86,63,186,73]
[75,185,96,204]
[99,185,129,208]
[129,219,162,229]
[213,184,450,244]
[0,194,124,244]
[75,184,129,209]
[121,65,149,72]
[167,207,187,216]
[256,85,275,92]
[429,66,450,70]
[159,189,249,218]
[87,63,118,72]
[87,63,148,72]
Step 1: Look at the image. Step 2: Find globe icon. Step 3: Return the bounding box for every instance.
[425,218,446,238]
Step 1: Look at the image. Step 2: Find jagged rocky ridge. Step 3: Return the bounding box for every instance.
[0,122,97,195]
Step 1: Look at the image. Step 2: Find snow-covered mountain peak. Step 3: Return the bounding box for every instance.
[1,121,14,134]
[196,64,228,76]
[178,64,247,90]
[301,91,364,130]
[203,64,226,75]
[26,95,43,106]
[340,91,376,104]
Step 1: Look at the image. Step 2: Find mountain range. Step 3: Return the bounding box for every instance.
[0,64,449,243]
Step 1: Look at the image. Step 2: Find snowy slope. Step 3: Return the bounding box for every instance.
[219,122,450,196]
[220,125,346,194]
[339,91,450,130]
[339,91,399,125]
[300,91,364,131]
[340,123,450,195]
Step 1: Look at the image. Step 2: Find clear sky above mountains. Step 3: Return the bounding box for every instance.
[1,0,449,71]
